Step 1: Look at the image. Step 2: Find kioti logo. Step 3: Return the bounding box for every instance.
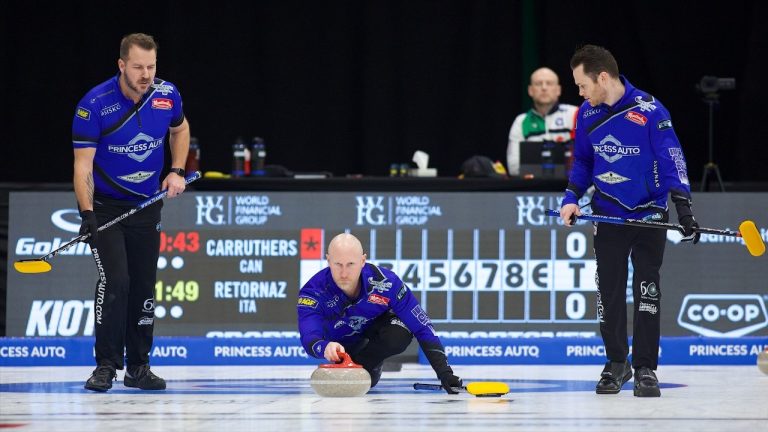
[26,300,94,336]
[677,294,768,337]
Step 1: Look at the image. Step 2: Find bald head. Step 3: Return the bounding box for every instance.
[530,67,559,85]
[326,233,366,296]
[327,233,364,257]
[528,67,562,113]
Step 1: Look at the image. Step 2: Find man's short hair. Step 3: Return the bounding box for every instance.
[570,44,619,81]
[120,33,158,60]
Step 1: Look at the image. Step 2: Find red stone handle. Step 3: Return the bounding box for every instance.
[319,351,363,368]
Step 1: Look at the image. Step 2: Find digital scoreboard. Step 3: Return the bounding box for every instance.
[6,191,768,339]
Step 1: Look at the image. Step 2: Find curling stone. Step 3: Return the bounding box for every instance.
[758,347,768,375]
[310,352,371,397]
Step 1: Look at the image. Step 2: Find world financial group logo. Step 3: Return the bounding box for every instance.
[196,195,226,225]
[355,196,386,225]
[355,195,442,226]
[195,195,282,226]
[677,294,768,337]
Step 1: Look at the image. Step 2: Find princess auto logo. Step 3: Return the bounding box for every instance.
[677,294,768,337]
[107,132,163,162]
[593,135,640,163]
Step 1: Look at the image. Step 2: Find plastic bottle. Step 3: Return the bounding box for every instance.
[232,137,246,177]
[186,137,200,174]
[251,137,266,176]
[541,141,555,178]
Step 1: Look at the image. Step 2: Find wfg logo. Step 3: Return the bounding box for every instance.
[677,294,768,337]
[356,196,387,226]
[196,195,226,225]
[516,196,548,226]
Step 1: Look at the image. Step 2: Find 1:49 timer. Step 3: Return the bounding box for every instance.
[155,280,200,302]
[159,231,200,253]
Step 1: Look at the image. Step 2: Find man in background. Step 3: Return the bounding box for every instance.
[507,67,578,176]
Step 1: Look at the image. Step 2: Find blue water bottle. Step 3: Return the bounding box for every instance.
[251,137,266,176]
[232,137,246,177]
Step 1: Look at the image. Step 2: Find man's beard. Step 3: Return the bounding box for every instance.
[126,76,150,95]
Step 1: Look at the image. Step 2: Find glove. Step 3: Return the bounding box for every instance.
[678,215,700,244]
[79,210,99,246]
[438,371,462,394]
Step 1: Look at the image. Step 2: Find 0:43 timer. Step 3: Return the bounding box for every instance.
[159,231,200,253]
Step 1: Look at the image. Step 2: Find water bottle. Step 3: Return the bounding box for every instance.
[541,141,555,178]
[251,137,266,176]
[185,137,200,174]
[232,137,246,177]
[564,141,573,178]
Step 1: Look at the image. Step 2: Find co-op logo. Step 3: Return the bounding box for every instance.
[677,294,768,337]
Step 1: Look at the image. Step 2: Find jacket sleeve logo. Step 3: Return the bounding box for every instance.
[297,296,318,308]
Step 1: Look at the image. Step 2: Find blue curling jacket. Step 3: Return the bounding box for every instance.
[72,74,185,201]
[562,76,692,219]
[298,263,450,373]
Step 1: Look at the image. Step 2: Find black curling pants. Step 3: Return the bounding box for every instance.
[347,311,413,373]
[90,197,163,370]
[593,221,666,370]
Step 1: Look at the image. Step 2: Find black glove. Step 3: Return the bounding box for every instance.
[79,210,99,245]
[678,215,700,244]
[438,371,462,394]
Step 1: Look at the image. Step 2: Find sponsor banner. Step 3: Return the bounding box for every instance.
[0,337,322,367]
[418,336,768,365]
[3,336,765,366]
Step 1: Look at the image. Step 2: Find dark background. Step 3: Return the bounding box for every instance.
[2,0,767,181]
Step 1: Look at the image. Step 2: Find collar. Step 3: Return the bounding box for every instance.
[528,102,562,118]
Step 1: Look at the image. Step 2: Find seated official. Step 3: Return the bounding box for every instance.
[507,67,578,176]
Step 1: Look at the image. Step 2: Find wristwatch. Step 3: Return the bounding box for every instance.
[169,167,185,177]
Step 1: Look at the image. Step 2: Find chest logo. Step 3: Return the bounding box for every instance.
[592,134,640,163]
[634,96,657,112]
[100,103,121,116]
[152,98,173,110]
[596,171,631,184]
[624,111,647,126]
[367,293,390,306]
[118,171,155,183]
[151,83,175,95]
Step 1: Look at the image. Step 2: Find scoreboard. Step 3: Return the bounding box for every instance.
[6,191,768,338]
